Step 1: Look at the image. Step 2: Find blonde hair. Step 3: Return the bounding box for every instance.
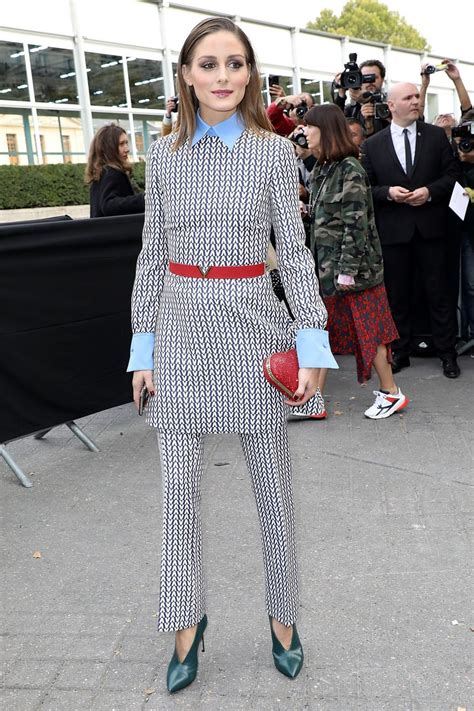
[173,17,273,150]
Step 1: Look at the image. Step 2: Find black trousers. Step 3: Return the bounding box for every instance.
[382,230,457,359]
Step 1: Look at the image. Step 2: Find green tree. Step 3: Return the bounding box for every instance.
[307,0,430,51]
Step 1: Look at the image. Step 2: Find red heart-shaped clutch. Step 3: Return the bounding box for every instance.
[263,348,299,397]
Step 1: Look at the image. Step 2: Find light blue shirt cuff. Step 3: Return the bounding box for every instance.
[127,333,155,372]
[296,329,339,369]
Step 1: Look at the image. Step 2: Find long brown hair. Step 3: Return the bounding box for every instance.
[85,124,131,183]
[304,104,359,163]
[173,17,273,150]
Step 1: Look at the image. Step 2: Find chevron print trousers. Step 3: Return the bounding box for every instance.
[156,426,299,631]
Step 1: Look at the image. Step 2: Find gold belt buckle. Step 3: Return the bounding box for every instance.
[198,266,211,278]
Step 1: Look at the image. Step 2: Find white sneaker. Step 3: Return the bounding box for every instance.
[364,388,410,419]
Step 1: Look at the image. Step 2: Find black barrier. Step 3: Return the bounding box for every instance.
[0,214,144,443]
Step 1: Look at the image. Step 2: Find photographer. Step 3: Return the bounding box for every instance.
[419,59,472,122]
[420,61,474,336]
[433,113,457,140]
[333,58,390,136]
[288,127,316,248]
[453,111,474,345]
[269,82,286,100]
[161,96,179,137]
[267,92,314,137]
[347,118,367,156]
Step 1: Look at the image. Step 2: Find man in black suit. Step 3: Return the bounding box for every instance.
[362,82,461,378]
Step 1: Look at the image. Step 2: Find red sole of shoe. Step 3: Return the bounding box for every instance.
[397,397,410,412]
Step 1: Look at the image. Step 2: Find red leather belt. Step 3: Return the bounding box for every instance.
[169,261,265,279]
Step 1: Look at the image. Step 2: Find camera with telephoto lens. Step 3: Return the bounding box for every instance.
[290,131,309,149]
[283,99,308,119]
[337,53,376,90]
[171,96,179,113]
[362,90,391,120]
[452,121,474,153]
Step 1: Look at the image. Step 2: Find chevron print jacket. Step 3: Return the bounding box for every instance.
[129,126,330,433]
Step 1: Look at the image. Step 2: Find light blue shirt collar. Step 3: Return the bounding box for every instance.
[192,111,245,150]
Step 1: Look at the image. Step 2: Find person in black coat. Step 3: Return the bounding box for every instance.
[85,124,145,218]
[362,82,461,379]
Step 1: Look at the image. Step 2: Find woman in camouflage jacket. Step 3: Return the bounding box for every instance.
[301,104,410,420]
[309,154,383,296]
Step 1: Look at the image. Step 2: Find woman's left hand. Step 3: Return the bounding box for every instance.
[285,368,319,407]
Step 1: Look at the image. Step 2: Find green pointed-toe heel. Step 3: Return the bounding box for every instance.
[166,615,208,693]
[269,616,304,679]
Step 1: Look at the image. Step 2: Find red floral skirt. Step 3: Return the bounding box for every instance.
[324,283,399,383]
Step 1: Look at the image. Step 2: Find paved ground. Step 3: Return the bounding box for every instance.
[1,354,473,710]
[0,206,89,223]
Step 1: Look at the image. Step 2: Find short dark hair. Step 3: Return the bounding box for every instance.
[360,59,386,80]
[301,92,315,108]
[346,117,367,137]
[305,104,359,163]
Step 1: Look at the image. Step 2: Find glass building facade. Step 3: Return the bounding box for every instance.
[0,37,343,166]
[0,39,177,165]
[1,2,472,167]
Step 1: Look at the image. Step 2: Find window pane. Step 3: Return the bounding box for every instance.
[0,112,35,165]
[0,41,29,101]
[300,78,334,106]
[134,118,161,158]
[262,75,293,108]
[6,133,19,165]
[322,81,333,104]
[127,57,165,110]
[31,111,84,164]
[92,114,131,133]
[301,78,321,105]
[427,93,439,122]
[29,45,78,104]
[86,52,127,108]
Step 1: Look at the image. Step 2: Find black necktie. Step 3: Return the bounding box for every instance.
[403,128,413,177]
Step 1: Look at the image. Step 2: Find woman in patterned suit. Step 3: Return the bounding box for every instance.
[127,17,337,693]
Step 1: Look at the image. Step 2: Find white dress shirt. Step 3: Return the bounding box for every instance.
[390,120,417,174]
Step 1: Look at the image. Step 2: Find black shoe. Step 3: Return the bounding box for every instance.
[441,356,460,379]
[391,354,410,374]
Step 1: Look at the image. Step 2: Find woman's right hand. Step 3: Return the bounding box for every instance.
[132,370,155,410]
